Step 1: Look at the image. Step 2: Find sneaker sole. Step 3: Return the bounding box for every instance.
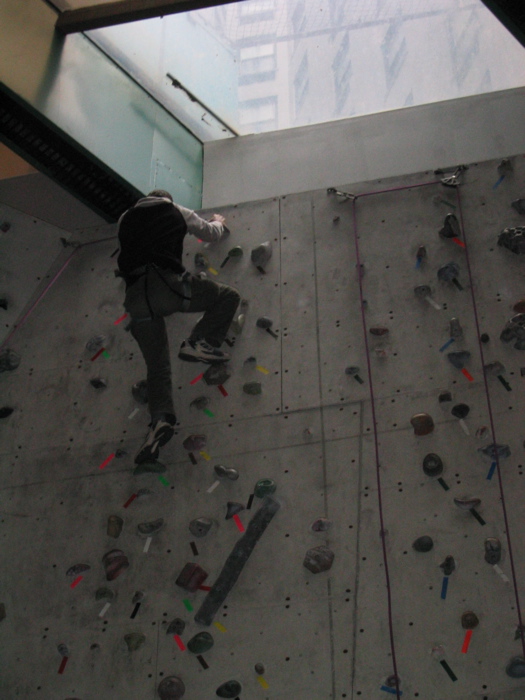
[178,351,228,365]
[135,425,174,464]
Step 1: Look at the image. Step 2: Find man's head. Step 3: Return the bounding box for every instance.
[147,189,173,201]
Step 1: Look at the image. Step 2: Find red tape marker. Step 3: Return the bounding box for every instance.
[174,635,186,651]
[190,373,204,385]
[199,585,212,591]
[452,238,466,248]
[114,313,128,325]
[123,493,137,509]
[70,575,83,589]
[90,347,105,362]
[58,657,68,674]
[99,453,115,470]
[233,514,245,532]
[461,629,473,653]
[461,368,474,382]
[218,385,228,397]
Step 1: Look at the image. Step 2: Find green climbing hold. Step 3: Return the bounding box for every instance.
[187,631,214,654]
[254,478,276,498]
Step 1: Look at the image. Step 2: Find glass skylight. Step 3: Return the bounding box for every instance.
[83,0,525,141]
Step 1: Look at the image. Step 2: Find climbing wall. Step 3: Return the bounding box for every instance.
[1,155,525,700]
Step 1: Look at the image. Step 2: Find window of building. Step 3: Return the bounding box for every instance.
[239,96,278,133]
[294,53,309,111]
[239,0,276,24]
[239,43,276,85]
[332,31,352,113]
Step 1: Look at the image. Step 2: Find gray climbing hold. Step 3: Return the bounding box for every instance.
[498,227,525,254]
[214,464,239,481]
[485,538,502,564]
[86,335,105,353]
[454,496,481,511]
[256,316,273,329]
[95,587,114,601]
[124,632,146,651]
[244,356,257,366]
[90,378,107,389]
[512,199,525,216]
[438,390,452,403]
[115,449,127,458]
[157,676,186,699]
[0,349,20,372]
[461,611,479,629]
[254,478,276,498]
[216,680,242,698]
[230,314,245,335]
[195,252,209,271]
[439,556,456,576]
[414,284,440,309]
[345,366,364,383]
[132,380,148,404]
[57,643,69,657]
[447,351,470,369]
[0,297,7,310]
[66,563,90,577]
[303,545,335,573]
[133,460,166,475]
[107,515,123,539]
[439,213,461,240]
[243,381,262,395]
[167,618,185,636]
[0,406,14,419]
[132,591,145,604]
[176,563,209,592]
[137,518,164,536]
[221,245,243,268]
[484,360,505,376]
[449,317,463,338]
[226,502,245,519]
[190,396,210,411]
[189,518,213,538]
[187,631,214,654]
[136,488,153,500]
[437,262,463,289]
[412,536,433,552]
[311,517,332,533]
[102,549,129,581]
[254,663,265,675]
[183,434,207,451]
[506,657,525,678]
[422,453,443,477]
[369,326,389,336]
[478,443,511,460]
[251,241,272,270]
[204,364,231,386]
[410,413,434,436]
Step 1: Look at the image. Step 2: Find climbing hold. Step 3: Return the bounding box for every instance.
[57,643,69,657]
[447,351,470,369]
[451,403,470,434]
[176,563,209,592]
[254,663,265,675]
[414,285,441,310]
[512,199,525,215]
[311,517,332,533]
[0,221,11,232]
[220,245,243,268]
[480,333,490,343]
[438,391,452,403]
[137,518,164,536]
[479,443,511,460]
[133,460,166,475]
[254,478,277,498]
[449,317,463,339]
[167,618,185,636]
[90,378,108,389]
[194,253,209,271]
[422,453,443,477]
[498,226,525,254]
[66,563,90,577]
[369,326,389,336]
[183,434,207,451]
[115,449,127,458]
[416,245,427,265]
[439,213,461,240]
[95,587,114,601]
[132,380,148,404]
[454,496,481,511]
[230,314,245,335]
[461,611,479,629]
[256,316,278,338]
[439,556,456,576]
[485,538,502,564]
[204,364,231,386]
[243,381,262,395]
[0,348,21,372]
[216,680,242,698]
[226,502,245,519]
[506,657,525,678]
[251,241,272,271]
[437,262,463,290]
[86,335,105,353]
[107,515,123,539]
[303,545,335,573]
[0,297,7,310]
[214,464,239,480]
[0,406,14,419]
[190,396,210,411]
[345,366,364,383]
[410,413,434,436]
[136,488,153,500]
[157,676,186,699]
[412,536,433,552]
[189,518,213,538]
[124,632,146,651]
[132,591,145,604]
[187,631,214,654]
[102,549,129,581]
[0,603,5,622]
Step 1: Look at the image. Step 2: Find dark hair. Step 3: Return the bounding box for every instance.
[147,189,173,201]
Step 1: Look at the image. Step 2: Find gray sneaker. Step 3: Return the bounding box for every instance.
[178,339,230,364]
[135,419,175,464]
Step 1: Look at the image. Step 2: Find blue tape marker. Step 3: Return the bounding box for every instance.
[415,257,422,269]
[493,175,505,190]
[441,576,449,600]
[487,462,497,480]
[380,686,403,696]
[439,338,455,352]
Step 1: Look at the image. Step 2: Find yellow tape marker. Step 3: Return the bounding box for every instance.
[200,451,211,461]
[208,267,219,276]
[257,676,269,689]
[214,622,227,633]
[256,365,269,375]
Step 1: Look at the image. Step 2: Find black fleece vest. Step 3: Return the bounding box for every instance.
[117,200,188,275]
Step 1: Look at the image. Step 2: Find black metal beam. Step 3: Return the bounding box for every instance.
[480,1,525,49]
[55,0,241,35]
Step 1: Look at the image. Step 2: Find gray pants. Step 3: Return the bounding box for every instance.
[124,266,240,422]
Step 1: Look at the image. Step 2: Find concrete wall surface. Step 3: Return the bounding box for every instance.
[1,155,525,699]
[203,88,525,208]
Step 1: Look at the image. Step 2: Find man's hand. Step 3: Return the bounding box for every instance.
[209,213,226,225]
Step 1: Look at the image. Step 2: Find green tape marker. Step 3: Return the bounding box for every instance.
[158,475,169,486]
[203,409,215,418]
[183,599,193,611]
[102,350,110,358]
